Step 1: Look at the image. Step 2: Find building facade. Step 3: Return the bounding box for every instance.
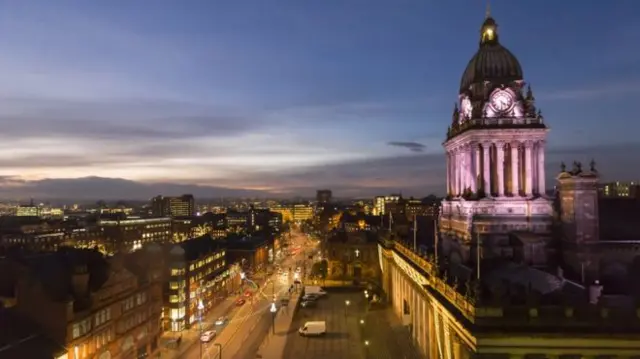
[12,249,163,359]
[160,235,239,332]
[151,194,195,217]
[378,12,640,358]
[98,217,172,253]
[439,13,553,273]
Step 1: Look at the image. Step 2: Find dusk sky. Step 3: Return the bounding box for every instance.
[0,0,639,199]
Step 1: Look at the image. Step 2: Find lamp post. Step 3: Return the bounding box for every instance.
[364,292,369,313]
[344,300,350,317]
[270,302,277,334]
[198,299,205,359]
[214,343,222,359]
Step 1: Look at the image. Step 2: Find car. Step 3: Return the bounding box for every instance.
[302,294,319,302]
[215,316,227,326]
[235,298,246,306]
[300,300,316,308]
[294,279,301,285]
[200,330,216,342]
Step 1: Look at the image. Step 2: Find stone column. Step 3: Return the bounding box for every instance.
[446,152,451,195]
[469,144,477,193]
[496,141,505,196]
[524,141,533,196]
[482,142,491,196]
[537,141,546,195]
[453,149,459,196]
[511,142,520,196]
[452,333,462,359]
[473,143,482,192]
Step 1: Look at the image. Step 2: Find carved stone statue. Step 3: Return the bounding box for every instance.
[560,162,566,172]
[590,159,597,172]
[573,161,582,174]
[465,280,473,297]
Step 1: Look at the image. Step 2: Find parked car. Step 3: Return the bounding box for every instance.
[215,316,227,326]
[299,321,326,336]
[236,298,246,306]
[302,294,319,302]
[200,330,216,342]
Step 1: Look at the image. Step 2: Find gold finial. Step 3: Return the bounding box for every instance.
[485,0,491,18]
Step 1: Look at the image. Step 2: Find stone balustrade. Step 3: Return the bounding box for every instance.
[387,238,640,329]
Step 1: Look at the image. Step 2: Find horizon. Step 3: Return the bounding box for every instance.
[1,1,639,198]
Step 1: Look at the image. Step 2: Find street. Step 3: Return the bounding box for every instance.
[178,227,317,359]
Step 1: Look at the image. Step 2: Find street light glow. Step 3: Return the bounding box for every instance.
[240,272,246,280]
[345,300,350,306]
[364,340,370,346]
[270,302,277,313]
[197,299,205,310]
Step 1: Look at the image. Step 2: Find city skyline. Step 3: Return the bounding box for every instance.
[1,0,639,198]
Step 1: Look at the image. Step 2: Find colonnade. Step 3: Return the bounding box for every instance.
[446,140,546,198]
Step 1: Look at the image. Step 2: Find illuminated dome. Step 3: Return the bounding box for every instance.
[459,16,523,93]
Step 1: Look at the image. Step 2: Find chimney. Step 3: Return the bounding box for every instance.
[71,265,90,297]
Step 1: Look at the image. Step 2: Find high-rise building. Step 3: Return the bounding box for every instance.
[372,194,401,216]
[316,189,332,204]
[151,194,195,217]
[600,181,640,199]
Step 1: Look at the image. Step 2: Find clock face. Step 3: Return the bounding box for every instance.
[490,90,514,112]
[461,97,472,119]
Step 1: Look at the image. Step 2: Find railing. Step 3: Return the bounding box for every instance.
[447,115,544,140]
[387,238,640,328]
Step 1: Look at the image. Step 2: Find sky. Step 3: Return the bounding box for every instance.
[0,0,639,200]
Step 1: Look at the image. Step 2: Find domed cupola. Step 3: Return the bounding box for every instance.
[459,13,523,94]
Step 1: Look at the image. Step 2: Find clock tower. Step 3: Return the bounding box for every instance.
[439,12,553,271]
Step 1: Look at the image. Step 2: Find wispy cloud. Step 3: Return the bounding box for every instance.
[541,81,640,101]
[387,141,426,153]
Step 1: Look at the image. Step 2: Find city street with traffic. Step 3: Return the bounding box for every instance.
[172,227,317,359]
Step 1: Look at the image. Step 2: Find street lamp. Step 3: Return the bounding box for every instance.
[270,302,277,334]
[214,343,222,359]
[198,299,205,359]
[344,300,350,317]
[364,292,369,312]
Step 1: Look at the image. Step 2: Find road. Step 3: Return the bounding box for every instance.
[181,228,317,359]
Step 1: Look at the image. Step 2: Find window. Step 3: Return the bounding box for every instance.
[170,281,179,290]
[72,318,92,339]
[169,295,179,303]
[123,297,135,312]
[95,307,111,327]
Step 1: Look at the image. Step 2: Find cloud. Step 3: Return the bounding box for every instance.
[387,141,426,153]
[0,176,266,202]
[541,81,640,101]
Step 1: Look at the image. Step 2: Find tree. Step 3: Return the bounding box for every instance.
[311,260,328,279]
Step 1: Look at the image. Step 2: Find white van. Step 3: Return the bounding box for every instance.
[299,321,326,336]
[304,286,327,296]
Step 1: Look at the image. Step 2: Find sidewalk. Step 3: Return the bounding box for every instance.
[255,292,302,359]
[360,306,425,359]
[159,297,238,359]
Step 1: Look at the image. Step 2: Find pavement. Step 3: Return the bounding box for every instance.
[281,291,366,359]
[254,288,302,359]
[359,305,425,359]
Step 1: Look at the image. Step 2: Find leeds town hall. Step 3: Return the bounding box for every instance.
[378,13,640,359]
